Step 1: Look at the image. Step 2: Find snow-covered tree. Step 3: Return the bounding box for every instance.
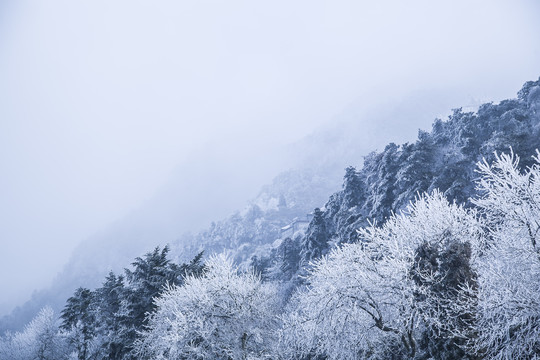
[92,272,126,360]
[60,288,98,360]
[299,208,328,267]
[276,235,301,281]
[135,254,279,360]
[116,246,204,359]
[282,191,481,360]
[0,307,68,360]
[471,150,540,359]
[342,166,364,209]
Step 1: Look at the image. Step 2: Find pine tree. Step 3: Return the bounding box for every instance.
[342,166,364,209]
[94,272,125,360]
[118,246,179,358]
[412,235,478,360]
[60,288,96,360]
[300,208,328,267]
[364,142,401,221]
[118,246,205,359]
[277,236,301,281]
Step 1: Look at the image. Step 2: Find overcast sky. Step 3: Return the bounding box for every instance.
[1,0,539,315]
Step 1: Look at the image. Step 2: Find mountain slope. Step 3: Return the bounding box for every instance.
[291,78,540,271]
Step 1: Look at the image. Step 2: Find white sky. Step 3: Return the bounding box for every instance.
[1,0,539,314]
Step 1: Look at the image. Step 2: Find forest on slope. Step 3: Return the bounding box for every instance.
[1,78,540,359]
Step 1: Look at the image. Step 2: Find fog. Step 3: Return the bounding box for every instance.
[1,0,539,315]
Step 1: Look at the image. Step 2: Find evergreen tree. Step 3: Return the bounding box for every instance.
[277,236,301,281]
[363,142,401,221]
[300,208,328,267]
[413,235,478,360]
[57,248,206,360]
[342,166,364,209]
[94,272,126,360]
[118,246,205,359]
[60,288,96,360]
[394,131,436,207]
[124,247,180,323]
[123,247,170,356]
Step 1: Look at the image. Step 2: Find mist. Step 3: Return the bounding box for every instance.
[1,0,539,315]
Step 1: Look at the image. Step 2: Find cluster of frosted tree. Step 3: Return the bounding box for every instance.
[2,151,540,359]
[471,151,540,359]
[0,307,68,359]
[132,151,540,359]
[280,151,540,359]
[135,255,279,359]
[0,247,205,360]
[282,191,480,359]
